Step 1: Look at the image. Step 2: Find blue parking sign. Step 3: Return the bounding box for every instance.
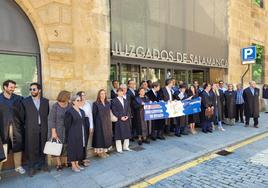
[241,46,256,62]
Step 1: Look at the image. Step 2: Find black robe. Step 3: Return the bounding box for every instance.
[111,97,131,140]
[210,90,224,122]
[187,91,200,124]
[21,96,49,165]
[0,93,24,152]
[0,110,6,162]
[243,87,260,118]
[92,102,113,149]
[146,90,164,131]
[64,107,87,162]
[111,89,117,99]
[200,90,214,122]
[133,96,149,137]
[224,90,236,119]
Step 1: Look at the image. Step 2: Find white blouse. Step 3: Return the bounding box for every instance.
[81,101,94,129]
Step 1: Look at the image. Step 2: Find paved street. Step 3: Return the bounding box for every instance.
[148,136,268,188]
[1,113,268,188]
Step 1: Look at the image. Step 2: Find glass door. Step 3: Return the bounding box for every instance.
[147,68,165,86]
[120,64,140,86]
[0,53,38,96]
[192,70,206,85]
[173,70,188,85]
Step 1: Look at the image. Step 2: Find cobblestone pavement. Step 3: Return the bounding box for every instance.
[149,137,268,188]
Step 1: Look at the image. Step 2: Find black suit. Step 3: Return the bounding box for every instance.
[21,96,49,169]
[243,87,260,126]
[111,89,117,99]
[159,87,174,135]
[146,90,165,138]
[126,88,137,138]
[174,91,188,135]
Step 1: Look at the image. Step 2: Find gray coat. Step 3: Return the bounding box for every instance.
[48,102,71,143]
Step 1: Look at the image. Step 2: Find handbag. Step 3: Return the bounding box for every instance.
[0,144,7,163]
[110,111,118,122]
[43,138,63,156]
[205,107,214,117]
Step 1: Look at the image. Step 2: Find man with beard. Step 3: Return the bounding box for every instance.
[21,83,49,177]
[0,80,25,180]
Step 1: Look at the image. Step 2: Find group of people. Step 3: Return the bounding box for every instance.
[0,78,266,179]
[110,79,263,139]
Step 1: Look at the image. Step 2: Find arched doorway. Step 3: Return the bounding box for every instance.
[0,0,40,96]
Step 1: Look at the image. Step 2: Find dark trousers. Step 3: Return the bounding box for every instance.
[28,132,46,169]
[236,104,244,122]
[202,120,212,132]
[151,120,164,138]
[175,116,186,135]
[245,116,258,126]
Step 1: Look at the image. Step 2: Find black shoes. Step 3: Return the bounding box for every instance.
[175,133,181,137]
[254,125,259,128]
[143,139,150,144]
[138,140,143,145]
[28,168,35,177]
[157,136,166,140]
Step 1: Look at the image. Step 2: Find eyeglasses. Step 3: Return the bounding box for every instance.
[29,88,38,91]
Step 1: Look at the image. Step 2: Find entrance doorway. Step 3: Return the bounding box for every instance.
[110,60,210,88]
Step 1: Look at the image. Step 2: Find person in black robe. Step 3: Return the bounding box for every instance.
[243,81,260,128]
[174,84,189,137]
[64,94,87,172]
[159,79,174,136]
[133,87,150,145]
[111,88,131,153]
[92,89,113,158]
[111,80,119,99]
[0,80,25,176]
[200,83,214,133]
[21,83,49,177]
[187,85,200,134]
[126,80,138,141]
[224,84,236,126]
[146,82,165,140]
[0,109,6,163]
[210,83,225,131]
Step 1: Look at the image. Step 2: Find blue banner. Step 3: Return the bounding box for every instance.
[144,97,201,121]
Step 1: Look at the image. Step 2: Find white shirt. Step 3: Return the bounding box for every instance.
[129,88,135,96]
[166,86,172,101]
[32,97,41,124]
[117,96,124,108]
[81,101,94,129]
[152,89,157,97]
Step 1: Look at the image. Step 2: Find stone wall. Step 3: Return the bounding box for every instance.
[228,0,268,85]
[15,0,110,101]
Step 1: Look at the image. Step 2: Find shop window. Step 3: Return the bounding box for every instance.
[253,0,264,8]
[0,53,38,96]
[252,44,264,84]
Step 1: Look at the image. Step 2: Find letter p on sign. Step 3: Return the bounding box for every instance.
[241,46,256,64]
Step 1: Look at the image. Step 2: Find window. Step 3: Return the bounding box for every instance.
[252,44,264,84]
[0,53,38,96]
[253,0,264,8]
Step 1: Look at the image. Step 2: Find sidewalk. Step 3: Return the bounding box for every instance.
[1,113,268,188]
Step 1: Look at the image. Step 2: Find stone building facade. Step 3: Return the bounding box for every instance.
[8,0,267,101]
[228,0,268,85]
[14,0,110,100]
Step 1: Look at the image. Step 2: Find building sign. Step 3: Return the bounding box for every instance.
[241,46,256,65]
[112,42,228,68]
